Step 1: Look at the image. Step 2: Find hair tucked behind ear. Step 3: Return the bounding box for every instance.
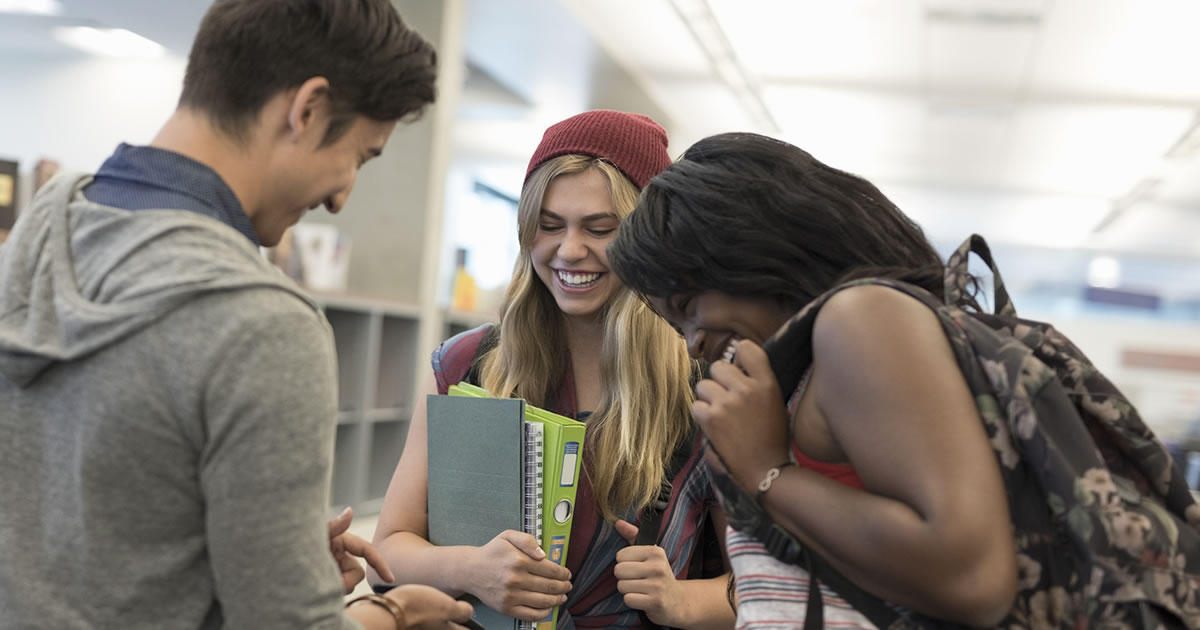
[610,132,959,311]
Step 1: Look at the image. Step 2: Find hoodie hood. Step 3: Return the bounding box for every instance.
[0,173,316,387]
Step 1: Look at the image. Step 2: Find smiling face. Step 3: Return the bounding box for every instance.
[649,290,794,363]
[256,114,395,247]
[531,168,622,321]
[244,77,398,247]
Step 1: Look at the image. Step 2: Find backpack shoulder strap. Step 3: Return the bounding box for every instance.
[636,359,706,547]
[945,233,1016,317]
[635,428,697,546]
[461,324,500,387]
[634,426,700,630]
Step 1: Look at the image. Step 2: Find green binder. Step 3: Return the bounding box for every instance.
[427,383,586,629]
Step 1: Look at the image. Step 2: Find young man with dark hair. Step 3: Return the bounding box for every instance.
[0,1,472,628]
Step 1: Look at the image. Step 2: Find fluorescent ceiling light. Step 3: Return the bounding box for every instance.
[53,25,166,59]
[1087,256,1121,289]
[0,0,62,15]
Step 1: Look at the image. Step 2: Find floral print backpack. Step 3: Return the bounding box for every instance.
[713,234,1200,629]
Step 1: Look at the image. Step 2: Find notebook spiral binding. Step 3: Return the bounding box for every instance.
[519,422,545,630]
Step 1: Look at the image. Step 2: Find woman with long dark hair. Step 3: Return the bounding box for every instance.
[610,131,1018,628]
[610,131,1200,630]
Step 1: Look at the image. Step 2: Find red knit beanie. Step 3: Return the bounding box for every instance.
[524,110,672,190]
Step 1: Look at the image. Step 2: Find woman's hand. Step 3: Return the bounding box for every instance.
[469,529,572,621]
[613,519,689,627]
[691,340,791,492]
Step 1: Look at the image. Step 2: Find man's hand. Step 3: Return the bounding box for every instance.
[329,506,395,593]
[382,584,477,629]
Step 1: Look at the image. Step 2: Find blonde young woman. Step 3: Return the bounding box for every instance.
[373,111,733,629]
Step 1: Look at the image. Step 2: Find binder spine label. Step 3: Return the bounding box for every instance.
[560,442,579,487]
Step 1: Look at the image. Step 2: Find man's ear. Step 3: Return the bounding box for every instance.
[285,76,332,142]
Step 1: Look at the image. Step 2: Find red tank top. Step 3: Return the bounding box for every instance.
[787,369,864,490]
[790,442,864,489]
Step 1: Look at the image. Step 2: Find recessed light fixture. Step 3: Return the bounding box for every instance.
[0,0,62,15]
[1087,256,1121,289]
[52,25,166,59]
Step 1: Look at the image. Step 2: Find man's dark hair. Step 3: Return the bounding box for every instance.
[608,132,949,312]
[179,0,437,146]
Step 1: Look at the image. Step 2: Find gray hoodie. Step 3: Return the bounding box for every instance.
[0,174,359,629]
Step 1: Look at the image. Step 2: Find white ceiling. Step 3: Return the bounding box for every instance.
[0,0,204,56]
[563,0,1200,265]
[3,0,1198,296]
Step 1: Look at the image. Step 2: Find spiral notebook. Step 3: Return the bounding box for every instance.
[426,384,585,630]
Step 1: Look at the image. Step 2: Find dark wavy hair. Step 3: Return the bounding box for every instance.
[180,0,437,147]
[609,132,951,312]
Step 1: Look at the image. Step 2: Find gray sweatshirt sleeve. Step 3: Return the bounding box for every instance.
[198,308,363,630]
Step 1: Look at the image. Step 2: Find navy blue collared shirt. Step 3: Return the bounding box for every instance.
[83,143,260,246]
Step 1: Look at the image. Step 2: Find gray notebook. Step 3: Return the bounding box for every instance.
[426,394,530,630]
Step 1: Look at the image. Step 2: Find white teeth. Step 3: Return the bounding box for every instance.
[721,339,738,363]
[557,270,600,287]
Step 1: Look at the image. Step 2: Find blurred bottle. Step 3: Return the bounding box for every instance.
[451,247,478,312]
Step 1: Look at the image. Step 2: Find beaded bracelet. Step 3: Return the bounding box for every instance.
[347,593,407,630]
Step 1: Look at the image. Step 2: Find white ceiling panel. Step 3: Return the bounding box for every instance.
[881,183,1110,250]
[922,12,1040,95]
[1089,203,1200,257]
[917,100,1016,187]
[763,85,924,180]
[1030,0,1200,102]
[561,0,710,77]
[708,0,922,84]
[654,78,757,147]
[1002,103,1191,196]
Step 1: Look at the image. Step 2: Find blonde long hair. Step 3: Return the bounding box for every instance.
[479,155,695,521]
